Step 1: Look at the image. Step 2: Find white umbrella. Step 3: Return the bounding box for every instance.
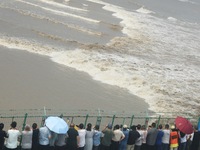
[45,116,69,134]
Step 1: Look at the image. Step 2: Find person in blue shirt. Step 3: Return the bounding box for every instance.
[119,124,129,150]
[155,124,164,150]
[93,125,102,150]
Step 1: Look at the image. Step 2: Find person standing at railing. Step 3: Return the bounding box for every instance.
[93,125,102,150]
[155,124,164,150]
[5,121,21,150]
[31,123,39,150]
[78,123,86,150]
[66,123,79,150]
[141,125,147,150]
[84,123,95,150]
[162,124,170,150]
[146,122,158,150]
[126,125,140,150]
[0,123,8,150]
[38,123,52,150]
[169,125,179,150]
[101,123,114,150]
[110,124,125,150]
[119,124,129,150]
[135,124,144,150]
[21,124,33,150]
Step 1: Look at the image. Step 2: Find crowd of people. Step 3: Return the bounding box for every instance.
[0,121,200,150]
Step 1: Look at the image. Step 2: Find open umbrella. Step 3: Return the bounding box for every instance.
[45,116,69,134]
[175,116,193,134]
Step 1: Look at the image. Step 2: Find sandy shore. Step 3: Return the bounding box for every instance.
[0,46,149,113]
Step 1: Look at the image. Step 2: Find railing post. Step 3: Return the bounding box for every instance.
[96,116,102,127]
[60,114,63,118]
[122,117,126,126]
[111,115,116,127]
[145,117,149,129]
[20,113,28,150]
[22,113,28,131]
[157,115,161,128]
[84,114,89,127]
[129,115,134,128]
[12,116,15,122]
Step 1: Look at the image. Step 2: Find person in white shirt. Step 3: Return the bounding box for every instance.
[179,131,187,150]
[111,124,125,150]
[78,123,86,150]
[6,121,21,150]
[162,124,170,150]
[135,124,144,150]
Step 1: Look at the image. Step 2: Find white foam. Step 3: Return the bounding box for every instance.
[178,0,197,4]
[136,7,155,14]
[167,17,178,22]
[16,0,99,23]
[38,0,88,12]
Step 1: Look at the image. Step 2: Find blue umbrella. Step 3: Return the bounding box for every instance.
[45,116,69,134]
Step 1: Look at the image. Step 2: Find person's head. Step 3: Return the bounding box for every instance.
[123,124,128,131]
[115,124,120,130]
[165,124,169,129]
[79,123,84,129]
[158,124,162,129]
[152,122,156,128]
[137,124,141,130]
[86,123,92,131]
[170,125,176,131]
[131,125,136,131]
[25,124,31,131]
[141,125,146,130]
[11,121,17,128]
[70,123,75,128]
[0,123,4,130]
[94,125,99,130]
[107,123,112,129]
[32,123,37,130]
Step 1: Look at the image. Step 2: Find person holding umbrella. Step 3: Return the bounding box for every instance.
[39,123,52,150]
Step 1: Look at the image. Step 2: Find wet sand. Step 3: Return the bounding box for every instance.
[0,46,149,113]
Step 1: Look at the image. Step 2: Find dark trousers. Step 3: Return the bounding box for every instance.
[135,145,142,150]
[39,144,50,150]
[141,143,147,150]
[5,148,18,150]
[147,145,156,150]
[156,144,162,150]
[31,144,39,150]
[110,140,120,150]
[93,145,100,150]
[100,144,110,150]
[162,143,169,150]
[78,147,84,150]
[66,144,77,150]
[55,145,66,150]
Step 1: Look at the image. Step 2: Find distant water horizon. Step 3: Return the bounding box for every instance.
[0,0,200,115]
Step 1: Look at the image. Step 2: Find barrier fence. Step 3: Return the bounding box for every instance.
[0,109,199,150]
[0,108,199,132]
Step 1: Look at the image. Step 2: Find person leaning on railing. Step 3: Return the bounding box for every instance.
[5,121,21,150]
[0,123,8,150]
